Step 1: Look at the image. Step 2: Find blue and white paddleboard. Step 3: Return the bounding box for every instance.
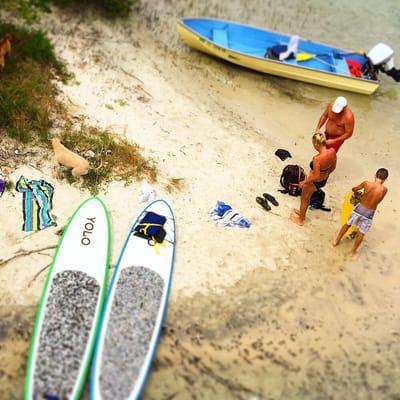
[90,199,176,400]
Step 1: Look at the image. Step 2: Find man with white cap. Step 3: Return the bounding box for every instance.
[315,96,354,152]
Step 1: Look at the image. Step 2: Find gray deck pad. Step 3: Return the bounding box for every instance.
[99,266,164,400]
[33,270,100,399]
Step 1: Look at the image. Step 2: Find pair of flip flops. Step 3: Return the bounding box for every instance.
[256,193,279,211]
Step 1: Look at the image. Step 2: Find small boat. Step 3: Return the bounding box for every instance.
[176,18,381,95]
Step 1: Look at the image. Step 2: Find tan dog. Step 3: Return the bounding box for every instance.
[51,138,89,180]
[0,33,16,70]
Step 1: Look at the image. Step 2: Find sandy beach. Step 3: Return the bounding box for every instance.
[1,1,400,399]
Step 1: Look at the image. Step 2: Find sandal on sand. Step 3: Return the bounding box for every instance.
[263,193,279,207]
[256,196,271,211]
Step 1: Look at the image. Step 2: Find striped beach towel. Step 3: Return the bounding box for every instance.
[15,176,57,231]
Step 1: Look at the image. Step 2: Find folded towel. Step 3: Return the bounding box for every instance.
[210,201,251,228]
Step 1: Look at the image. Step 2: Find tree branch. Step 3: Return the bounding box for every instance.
[28,263,51,287]
[0,245,57,268]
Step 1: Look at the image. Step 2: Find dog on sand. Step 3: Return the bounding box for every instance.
[0,33,16,70]
[51,138,89,180]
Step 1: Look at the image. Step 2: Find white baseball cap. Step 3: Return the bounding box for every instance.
[332,96,347,113]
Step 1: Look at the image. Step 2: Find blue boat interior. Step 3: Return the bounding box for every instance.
[183,18,368,78]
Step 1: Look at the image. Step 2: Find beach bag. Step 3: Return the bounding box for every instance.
[310,189,331,212]
[133,211,167,244]
[279,165,305,196]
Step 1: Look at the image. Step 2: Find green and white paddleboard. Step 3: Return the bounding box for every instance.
[90,199,176,400]
[24,197,111,400]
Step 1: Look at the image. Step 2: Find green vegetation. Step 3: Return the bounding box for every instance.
[2,0,43,22]
[49,0,136,16]
[2,0,136,18]
[0,23,158,194]
[164,178,185,194]
[5,180,14,191]
[61,125,157,194]
[0,24,69,143]
[115,99,128,107]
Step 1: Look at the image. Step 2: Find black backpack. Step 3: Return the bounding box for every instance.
[310,189,331,212]
[279,165,306,196]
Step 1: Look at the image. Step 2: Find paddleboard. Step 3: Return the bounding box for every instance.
[90,199,176,400]
[341,190,361,238]
[24,197,111,400]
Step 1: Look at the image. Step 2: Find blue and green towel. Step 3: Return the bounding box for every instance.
[15,176,57,231]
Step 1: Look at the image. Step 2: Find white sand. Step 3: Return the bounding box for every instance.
[1,4,400,398]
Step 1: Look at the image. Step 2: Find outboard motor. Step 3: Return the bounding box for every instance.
[366,43,400,82]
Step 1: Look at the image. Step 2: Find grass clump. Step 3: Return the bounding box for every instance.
[0,24,70,143]
[1,0,44,22]
[60,125,157,194]
[164,178,185,194]
[5,180,14,191]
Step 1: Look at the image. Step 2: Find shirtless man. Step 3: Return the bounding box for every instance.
[290,133,337,226]
[333,168,388,255]
[315,96,354,153]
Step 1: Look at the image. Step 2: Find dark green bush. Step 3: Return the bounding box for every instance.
[1,0,42,22]
[0,24,68,143]
[101,0,135,16]
[1,0,136,18]
[41,0,135,17]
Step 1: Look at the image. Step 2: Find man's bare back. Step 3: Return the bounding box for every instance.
[333,168,389,255]
[354,180,388,211]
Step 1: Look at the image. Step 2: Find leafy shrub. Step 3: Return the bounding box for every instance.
[0,24,68,143]
[1,0,136,18]
[42,0,135,17]
[100,0,135,16]
[1,0,42,22]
